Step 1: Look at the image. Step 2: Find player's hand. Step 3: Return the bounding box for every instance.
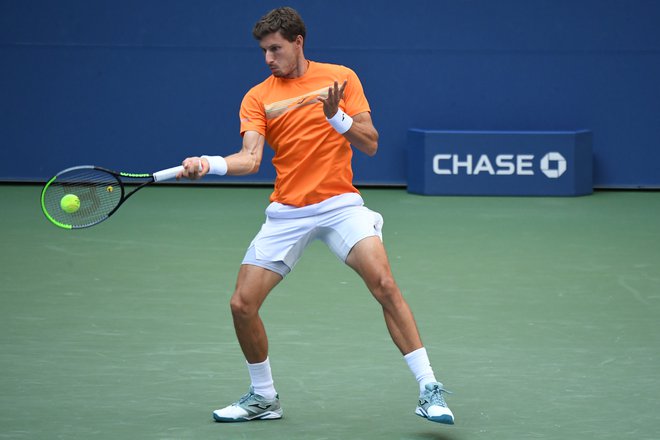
[318,80,347,118]
[178,157,208,180]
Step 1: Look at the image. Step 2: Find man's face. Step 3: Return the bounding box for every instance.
[259,31,302,78]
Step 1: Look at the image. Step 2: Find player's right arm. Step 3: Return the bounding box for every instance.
[179,130,265,179]
[223,130,265,175]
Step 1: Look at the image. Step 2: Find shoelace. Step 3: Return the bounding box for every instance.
[234,390,255,406]
[428,385,453,407]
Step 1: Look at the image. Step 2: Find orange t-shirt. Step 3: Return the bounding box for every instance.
[239,61,371,207]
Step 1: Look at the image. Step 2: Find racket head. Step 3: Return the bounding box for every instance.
[41,166,124,229]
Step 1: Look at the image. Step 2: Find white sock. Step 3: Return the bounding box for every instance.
[404,347,437,393]
[246,357,277,400]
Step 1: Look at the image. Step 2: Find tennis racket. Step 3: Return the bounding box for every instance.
[40,164,191,230]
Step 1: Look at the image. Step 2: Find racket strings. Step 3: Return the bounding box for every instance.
[42,168,122,228]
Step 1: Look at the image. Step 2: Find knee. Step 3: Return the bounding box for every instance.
[229,291,258,319]
[371,275,402,306]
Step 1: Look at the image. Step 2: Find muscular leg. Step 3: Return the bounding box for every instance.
[345,236,423,355]
[229,264,283,363]
[213,264,284,422]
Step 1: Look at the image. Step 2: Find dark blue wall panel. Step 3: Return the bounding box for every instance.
[2,0,659,187]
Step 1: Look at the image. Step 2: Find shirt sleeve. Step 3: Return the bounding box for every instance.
[342,67,371,117]
[239,87,267,137]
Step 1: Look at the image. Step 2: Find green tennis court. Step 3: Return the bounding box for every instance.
[1,185,659,439]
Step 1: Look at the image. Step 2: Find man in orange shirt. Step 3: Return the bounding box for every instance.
[179,7,454,425]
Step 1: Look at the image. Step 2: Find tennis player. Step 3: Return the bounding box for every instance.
[179,6,454,425]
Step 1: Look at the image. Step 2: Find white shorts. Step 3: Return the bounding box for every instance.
[242,193,384,277]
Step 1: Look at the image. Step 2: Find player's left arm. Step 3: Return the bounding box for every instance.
[319,80,379,156]
[344,111,378,157]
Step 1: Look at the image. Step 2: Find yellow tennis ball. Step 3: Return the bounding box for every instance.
[106,185,113,193]
[60,194,80,214]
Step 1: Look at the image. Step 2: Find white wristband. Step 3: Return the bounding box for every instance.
[201,155,228,176]
[327,109,353,134]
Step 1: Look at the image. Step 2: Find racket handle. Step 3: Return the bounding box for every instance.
[153,166,184,182]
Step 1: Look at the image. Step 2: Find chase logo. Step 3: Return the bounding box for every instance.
[432,152,568,179]
[540,152,567,178]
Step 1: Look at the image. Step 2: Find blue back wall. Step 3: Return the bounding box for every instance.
[2,0,659,187]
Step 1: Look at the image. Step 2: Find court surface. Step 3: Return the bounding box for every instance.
[1,185,659,440]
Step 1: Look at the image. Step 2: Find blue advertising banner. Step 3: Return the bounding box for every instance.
[407,130,593,196]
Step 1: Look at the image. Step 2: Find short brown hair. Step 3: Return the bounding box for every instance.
[252,7,306,43]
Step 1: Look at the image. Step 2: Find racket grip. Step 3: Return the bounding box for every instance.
[153,166,184,182]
